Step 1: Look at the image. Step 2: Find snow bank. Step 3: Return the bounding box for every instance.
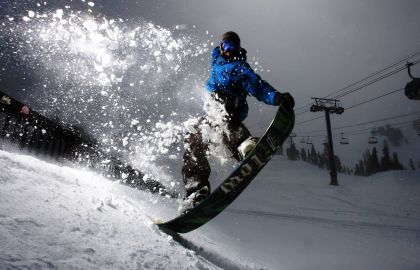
[0,150,255,269]
[1,150,420,270]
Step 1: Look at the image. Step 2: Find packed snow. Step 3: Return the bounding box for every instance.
[1,149,419,270]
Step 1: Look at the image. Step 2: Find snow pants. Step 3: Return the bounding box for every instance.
[181,117,251,198]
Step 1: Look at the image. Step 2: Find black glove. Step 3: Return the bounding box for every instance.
[275,92,295,111]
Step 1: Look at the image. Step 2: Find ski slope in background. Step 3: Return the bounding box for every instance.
[1,149,420,270]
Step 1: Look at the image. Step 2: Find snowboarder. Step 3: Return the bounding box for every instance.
[182,31,294,207]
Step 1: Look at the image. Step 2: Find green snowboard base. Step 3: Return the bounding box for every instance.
[156,105,295,234]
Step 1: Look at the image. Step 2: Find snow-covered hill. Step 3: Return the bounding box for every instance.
[1,149,420,270]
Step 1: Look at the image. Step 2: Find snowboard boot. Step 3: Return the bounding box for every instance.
[188,185,210,206]
[237,137,259,160]
[179,186,210,215]
[179,174,211,214]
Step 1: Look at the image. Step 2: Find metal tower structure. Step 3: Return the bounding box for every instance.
[310,97,344,185]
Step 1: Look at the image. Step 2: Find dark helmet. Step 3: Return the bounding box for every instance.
[221,31,241,52]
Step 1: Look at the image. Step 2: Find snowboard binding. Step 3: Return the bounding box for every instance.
[238,137,259,160]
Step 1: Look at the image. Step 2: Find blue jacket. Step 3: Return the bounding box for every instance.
[206,46,279,122]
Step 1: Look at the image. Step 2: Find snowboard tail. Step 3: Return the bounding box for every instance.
[157,105,295,233]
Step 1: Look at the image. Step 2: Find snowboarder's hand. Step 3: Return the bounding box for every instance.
[275,92,295,111]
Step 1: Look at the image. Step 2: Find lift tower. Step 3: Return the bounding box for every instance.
[310,98,344,185]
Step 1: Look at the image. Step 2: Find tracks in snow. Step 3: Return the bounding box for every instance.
[226,208,420,234]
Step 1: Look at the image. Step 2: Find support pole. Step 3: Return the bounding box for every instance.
[310,97,343,186]
[325,110,338,185]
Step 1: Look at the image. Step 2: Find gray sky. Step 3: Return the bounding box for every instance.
[1,0,420,165]
[104,0,420,133]
[102,0,420,167]
[2,0,420,127]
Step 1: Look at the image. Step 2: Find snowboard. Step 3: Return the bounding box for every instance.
[156,105,295,234]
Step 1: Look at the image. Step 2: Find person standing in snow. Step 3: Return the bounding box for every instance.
[182,31,294,207]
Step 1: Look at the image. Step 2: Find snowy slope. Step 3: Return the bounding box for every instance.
[211,158,420,270]
[0,150,249,270]
[1,150,420,270]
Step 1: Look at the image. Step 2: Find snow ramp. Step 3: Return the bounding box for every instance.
[0,150,262,270]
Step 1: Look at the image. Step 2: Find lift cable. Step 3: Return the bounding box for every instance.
[329,55,420,99]
[295,63,414,117]
[296,110,420,135]
[253,51,420,132]
[292,87,406,128]
[293,49,420,115]
[333,60,419,99]
[297,120,414,138]
[345,88,404,110]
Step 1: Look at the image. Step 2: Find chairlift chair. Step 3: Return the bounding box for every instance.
[405,62,420,100]
[368,136,378,144]
[300,137,306,143]
[339,132,349,145]
[306,137,313,145]
[323,136,328,145]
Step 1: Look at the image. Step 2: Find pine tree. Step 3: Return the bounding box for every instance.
[359,160,366,176]
[367,147,380,175]
[318,152,325,168]
[286,142,299,161]
[335,155,343,173]
[309,145,318,165]
[380,140,392,171]
[409,159,415,170]
[277,145,284,155]
[362,149,371,175]
[300,148,307,162]
[354,163,360,176]
[391,152,403,170]
[354,160,365,176]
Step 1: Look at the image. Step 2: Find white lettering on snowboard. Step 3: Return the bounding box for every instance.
[220,154,266,194]
[266,133,277,151]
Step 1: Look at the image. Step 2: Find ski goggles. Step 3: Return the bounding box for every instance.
[221,40,240,52]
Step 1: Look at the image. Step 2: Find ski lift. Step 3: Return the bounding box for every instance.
[306,137,313,145]
[368,136,378,144]
[300,137,306,143]
[339,132,349,145]
[290,132,297,137]
[323,136,328,145]
[405,62,420,100]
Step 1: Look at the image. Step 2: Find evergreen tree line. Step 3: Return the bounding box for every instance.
[353,141,403,176]
[371,125,404,146]
[285,139,416,176]
[286,142,352,175]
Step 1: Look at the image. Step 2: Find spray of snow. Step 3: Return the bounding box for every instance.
[128,91,234,190]
[0,7,237,187]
